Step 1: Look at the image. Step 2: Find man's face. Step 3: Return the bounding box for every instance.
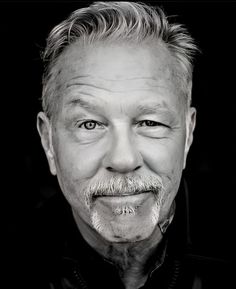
[38,41,196,243]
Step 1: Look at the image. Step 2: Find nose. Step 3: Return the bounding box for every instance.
[103,125,142,174]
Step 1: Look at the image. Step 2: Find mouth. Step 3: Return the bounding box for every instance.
[92,190,151,199]
[92,191,154,213]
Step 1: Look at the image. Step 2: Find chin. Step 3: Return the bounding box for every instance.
[91,204,160,243]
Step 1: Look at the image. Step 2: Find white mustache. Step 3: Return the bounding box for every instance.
[81,175,164,208]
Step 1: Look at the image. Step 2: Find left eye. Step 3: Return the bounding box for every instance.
[78,120,101,130]
[138,120,164,127]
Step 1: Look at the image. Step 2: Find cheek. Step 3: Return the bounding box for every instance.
[139,136,186,179]
[54,137,106,181]
[139,137,186,216]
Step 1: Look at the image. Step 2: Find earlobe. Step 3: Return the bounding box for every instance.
[183,107,197,169]
[37,112,57,175]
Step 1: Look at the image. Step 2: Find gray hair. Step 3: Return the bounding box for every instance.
[42,1,198,119]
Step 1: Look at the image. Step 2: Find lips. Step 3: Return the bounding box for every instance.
[93,190,150,199]
[93,191,153,212]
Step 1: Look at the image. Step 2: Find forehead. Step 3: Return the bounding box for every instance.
[53,40,183,112]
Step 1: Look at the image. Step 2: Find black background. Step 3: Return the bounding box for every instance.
[2,0,235,270]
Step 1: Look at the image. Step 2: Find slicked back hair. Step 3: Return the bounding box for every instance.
[42,1,198,119]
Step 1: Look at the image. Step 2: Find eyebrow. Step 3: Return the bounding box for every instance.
[65,95,100,113]
[136,103,177,119]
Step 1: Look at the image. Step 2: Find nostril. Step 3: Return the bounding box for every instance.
[106,167,115,172]
[134,165,141,171]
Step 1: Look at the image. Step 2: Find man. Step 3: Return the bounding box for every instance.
[34,2,227,289]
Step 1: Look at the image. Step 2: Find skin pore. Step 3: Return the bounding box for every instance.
[37,40,196,289]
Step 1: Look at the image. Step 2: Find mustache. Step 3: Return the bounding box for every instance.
[81,175,164,207]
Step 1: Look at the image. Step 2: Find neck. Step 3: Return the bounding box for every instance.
[72,211,163,289]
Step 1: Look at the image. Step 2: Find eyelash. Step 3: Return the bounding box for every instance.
[137,120,168,128]
[77,119,169,130]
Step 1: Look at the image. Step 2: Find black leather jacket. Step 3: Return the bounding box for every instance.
[8,179,232,289]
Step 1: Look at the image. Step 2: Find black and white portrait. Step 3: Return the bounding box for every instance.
[4,1,234,288]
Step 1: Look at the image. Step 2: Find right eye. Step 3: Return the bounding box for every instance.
[76,120,106,131]
[78,120,99,130]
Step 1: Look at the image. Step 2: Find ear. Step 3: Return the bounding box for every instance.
[183,107,196,169]
[37,112,57,175]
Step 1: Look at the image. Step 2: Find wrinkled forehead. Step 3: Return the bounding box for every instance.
[51,40,187,114]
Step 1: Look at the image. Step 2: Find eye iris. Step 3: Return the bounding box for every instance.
[85,121,96,129]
